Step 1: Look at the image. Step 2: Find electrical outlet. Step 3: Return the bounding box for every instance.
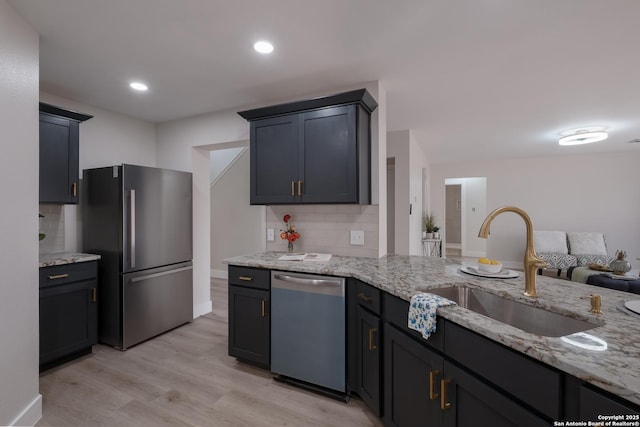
[267,228,275,241]
[350,230,365,246]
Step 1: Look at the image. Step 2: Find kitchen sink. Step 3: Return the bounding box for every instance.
[426,286,602,337]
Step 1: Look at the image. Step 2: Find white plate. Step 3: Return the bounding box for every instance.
[624,300,640,315]
[460,265,519,279]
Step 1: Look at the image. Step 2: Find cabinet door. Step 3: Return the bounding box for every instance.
[299,105,358,203]
[39,113,79,204]
[357,306,381,416]
[250,114,299,204]
[384,323,442,427]
[39,280,97,369]
[442,361,548,427]
[579,385,640,419]
[228,285,270,367]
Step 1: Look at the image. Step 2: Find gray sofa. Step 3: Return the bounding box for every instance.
[534,231,612,276]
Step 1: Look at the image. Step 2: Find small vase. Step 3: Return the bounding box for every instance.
[609,250,631,275]
[433,232,440,240]
[425,232,434,240]
[287,242,294,253]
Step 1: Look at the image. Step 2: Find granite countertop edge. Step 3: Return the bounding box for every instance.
[39,252,102,268]
[224,251,640,406]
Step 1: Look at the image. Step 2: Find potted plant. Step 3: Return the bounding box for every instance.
[433,226,440,240]
[423,213,436,239]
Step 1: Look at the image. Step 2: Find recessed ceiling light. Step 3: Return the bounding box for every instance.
[130,82,148,91]
[253,41,274,54]
[558,127,608,146]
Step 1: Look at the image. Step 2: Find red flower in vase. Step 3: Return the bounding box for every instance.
[281,214,300,243]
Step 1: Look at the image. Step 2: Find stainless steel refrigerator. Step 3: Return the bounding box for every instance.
[83,164,193,350]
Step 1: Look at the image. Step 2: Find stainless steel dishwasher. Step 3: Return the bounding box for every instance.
[271,270,346,395]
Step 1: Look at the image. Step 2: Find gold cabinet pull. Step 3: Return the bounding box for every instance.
[238,276,253,282]
[291,180,295,196]
[297,180,302,196]
[357,292,372,303]
[72,182,77,197]
[48,273,69,280]
[440,379,452,410]
[261,299,267,317]
[368,328,377,351]
[91,288,97,302]
[429,370,440,400]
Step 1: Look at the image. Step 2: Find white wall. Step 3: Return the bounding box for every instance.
[387,131,410,254]
[387,130,428,256]
[0,1,42,424]
[408,133,427,255]
[210,147,244,184]
[211,148,265,276]
[431,151,640,270]
[38,92,157,253]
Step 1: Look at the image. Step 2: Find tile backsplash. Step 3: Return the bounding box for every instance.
[265,205,379,258]
[39,204,65,253]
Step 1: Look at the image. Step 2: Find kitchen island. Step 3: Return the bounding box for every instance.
[225,251,640,414]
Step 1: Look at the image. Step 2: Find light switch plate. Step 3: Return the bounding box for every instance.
[350,230,365,246]
[267,228,275,241]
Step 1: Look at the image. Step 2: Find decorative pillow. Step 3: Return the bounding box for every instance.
[567,232,608,256]
[534,231,568,254]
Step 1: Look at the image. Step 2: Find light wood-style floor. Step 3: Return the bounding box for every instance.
[36,278,383,427]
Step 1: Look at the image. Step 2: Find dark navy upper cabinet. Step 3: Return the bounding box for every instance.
[39,102,92,204]
[250,114,299,204]
[239,89,377,205]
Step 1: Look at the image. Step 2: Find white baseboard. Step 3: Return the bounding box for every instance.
[193,300,212,318]
[10,394,42,426]
[502,261,523,270]
[211,269,228,279]
[461,250,485,258]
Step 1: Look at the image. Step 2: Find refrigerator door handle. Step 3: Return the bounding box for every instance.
[130,189,136,269]
[130,265,193,283]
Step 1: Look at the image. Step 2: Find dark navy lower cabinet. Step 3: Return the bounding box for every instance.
[39,261,98,370]
[384,323,442,427]
[228,266,270,368]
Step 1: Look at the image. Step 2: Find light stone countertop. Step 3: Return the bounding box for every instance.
[225,251,640,406]
[39,252,101,268]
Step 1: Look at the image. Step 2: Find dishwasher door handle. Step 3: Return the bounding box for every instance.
[273,273,343,287]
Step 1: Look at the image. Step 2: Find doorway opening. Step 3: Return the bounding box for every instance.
[444,177,487,258]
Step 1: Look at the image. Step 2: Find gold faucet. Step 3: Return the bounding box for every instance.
[478,206,547,297]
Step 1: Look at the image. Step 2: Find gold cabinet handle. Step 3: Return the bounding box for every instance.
[297,180,302,196]
[261,299,267,317]
[441,379,452,410]
[48,273,69,280]
[238,276,253,282]
[72,182,77,197]
[429,370,440,400]
[368,328,377,351]
[91,288,97,303]
[291,180,295,196]
[357,292,372,303]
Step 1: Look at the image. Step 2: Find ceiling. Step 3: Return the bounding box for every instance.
[10,0,640,163]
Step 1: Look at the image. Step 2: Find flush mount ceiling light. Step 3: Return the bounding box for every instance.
[129,82,148,91]
[253,40,274,54]
[558,127,608,146]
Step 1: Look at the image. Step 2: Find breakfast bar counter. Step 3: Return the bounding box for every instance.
[225,251,640,407]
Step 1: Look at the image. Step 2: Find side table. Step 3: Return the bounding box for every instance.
[422,238,442,257]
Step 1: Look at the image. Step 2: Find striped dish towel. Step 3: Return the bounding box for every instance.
[408,293,457,339]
